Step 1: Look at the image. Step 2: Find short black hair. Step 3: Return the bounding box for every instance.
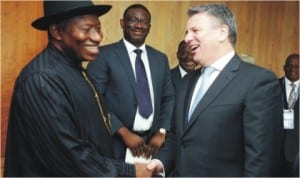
[285,53,300,64]
[123,4,151,22]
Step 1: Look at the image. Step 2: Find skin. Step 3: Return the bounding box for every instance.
[177,42,197,73]
[185,12,232,67]
[284,57,299,82]
[120,8,151,48]
[50,14,102,62]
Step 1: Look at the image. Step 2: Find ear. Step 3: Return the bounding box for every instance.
[49,24,62,40]
[177,52,180,59]
[219,24,229,43]
[120,19,124,29]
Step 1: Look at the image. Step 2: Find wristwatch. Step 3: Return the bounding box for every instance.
[159,128,166,135]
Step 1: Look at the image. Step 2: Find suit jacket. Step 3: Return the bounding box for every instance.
[171,65,183,92]
[279,78,299,163]
[87,40,175,159]
[157,54,284,176]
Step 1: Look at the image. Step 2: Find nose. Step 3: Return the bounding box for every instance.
[134,21,143,28]
[184,30,192,44]
[90,29,102,43]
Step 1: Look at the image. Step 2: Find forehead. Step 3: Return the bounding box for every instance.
[287,57,299,64]
[126,8,150,18]
[186,12,218,29]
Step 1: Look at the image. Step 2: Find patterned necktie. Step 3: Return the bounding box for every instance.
[134,49,153,118]
[288,83,298,109]
[188,67,215,121]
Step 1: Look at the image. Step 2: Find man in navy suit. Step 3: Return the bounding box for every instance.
[279,54,299,177]
[87,4,175,163]
[148,4,284,177]
[171,40,196,91]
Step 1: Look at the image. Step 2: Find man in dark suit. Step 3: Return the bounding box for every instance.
[87,4,175,163]
[148,4,284,177]
[279,53,299,177]
[171,40,196,91]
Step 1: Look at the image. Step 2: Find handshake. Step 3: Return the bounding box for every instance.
[119,127,167,177]
[134,159,164,178]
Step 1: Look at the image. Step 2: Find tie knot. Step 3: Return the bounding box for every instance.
[134,49,142,55]
[290,83,296,88]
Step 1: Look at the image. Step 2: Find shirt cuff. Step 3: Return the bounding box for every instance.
[151,159,165,177]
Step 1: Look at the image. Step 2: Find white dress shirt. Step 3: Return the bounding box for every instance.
[123,39,154,131]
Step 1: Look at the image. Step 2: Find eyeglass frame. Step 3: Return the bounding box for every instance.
[124,17,151,26]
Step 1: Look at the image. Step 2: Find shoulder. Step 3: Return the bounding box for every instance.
[146,45,168,59]
[99,40,123,51]
[236,56,277,80]
[171,66,179,72]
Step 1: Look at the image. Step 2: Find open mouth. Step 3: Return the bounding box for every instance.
[191,45,200,51]
[84,45,99,54]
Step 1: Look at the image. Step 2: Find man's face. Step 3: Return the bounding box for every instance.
[58,14,102,61]
[284,57,299,82]
[177,44,196,73]
[120,8,151,47]
[185,13,222,66]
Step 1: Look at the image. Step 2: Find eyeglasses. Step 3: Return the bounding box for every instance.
[125,17,150,26]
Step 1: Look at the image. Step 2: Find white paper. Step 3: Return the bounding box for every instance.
[125,148,151,164]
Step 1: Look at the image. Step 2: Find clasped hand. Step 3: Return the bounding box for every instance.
[119,127,165,158]
[124,130,165,158]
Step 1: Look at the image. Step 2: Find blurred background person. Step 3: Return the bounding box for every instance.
[171,40,197,91]
[279,53,299,177]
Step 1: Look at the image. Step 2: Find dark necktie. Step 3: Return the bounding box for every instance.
[134,49,153,118]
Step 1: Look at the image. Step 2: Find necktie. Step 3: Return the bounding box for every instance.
[288,83,298,109]
[188,67,215,121]
[134,49,153,118]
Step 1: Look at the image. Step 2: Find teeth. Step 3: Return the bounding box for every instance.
[191,45,200,51]
[85,46,98,48]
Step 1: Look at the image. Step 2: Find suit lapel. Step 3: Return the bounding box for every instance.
[181,69,202,130]
[115,40,137,94]
[182,55,241,136]
[146,46,158,101]
[279,79,289,108]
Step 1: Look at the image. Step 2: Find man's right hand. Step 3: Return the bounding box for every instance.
[135,163,153,178]
[118,127,146,156]
[147,159,164,176]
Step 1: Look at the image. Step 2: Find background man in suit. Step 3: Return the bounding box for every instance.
[171,40,197,91]
[279,53,299,177]
[87,4,174,163]
[148,4,284,176]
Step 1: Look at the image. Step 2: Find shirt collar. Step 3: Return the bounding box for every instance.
[178,65,187,78]
[285,77,299,86]
[123,38,146,53]
[210,51,235,71]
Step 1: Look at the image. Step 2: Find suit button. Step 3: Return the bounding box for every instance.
[181,142,186,148]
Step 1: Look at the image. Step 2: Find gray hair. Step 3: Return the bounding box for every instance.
[188,4,237,47]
